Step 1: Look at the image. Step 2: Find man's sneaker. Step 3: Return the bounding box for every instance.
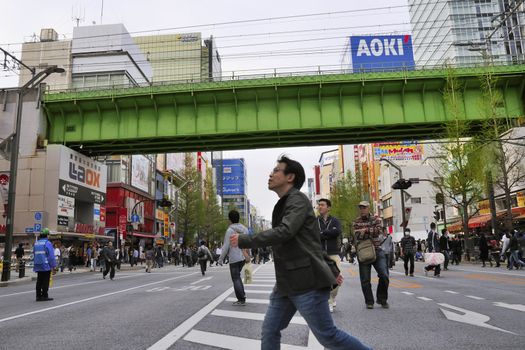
[379,302,389,309]
[332,301,337,308]
[232,301,246,306]
[329,304,334,313]
[409,273,414,277]
[366,304,374,309]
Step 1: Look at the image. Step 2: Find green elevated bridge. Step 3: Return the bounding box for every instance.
[43,65,525,155]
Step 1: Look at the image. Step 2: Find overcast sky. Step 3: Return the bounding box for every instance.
[0,0,412,220]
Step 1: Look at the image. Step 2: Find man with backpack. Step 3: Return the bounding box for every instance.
[197,241,213,276]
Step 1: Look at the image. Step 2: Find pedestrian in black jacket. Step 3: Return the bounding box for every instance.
[230,156,371,350]
[317,198,342,313]
[102,241,116,280]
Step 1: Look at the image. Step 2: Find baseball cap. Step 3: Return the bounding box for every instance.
[358,201,370,207]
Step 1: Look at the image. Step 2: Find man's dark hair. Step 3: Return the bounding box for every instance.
[318,198,331,207]
[430,222,436,229]
[441,228,447,235]
[278,155,305,189]
[228,210,240,223]
[404,228,411,233]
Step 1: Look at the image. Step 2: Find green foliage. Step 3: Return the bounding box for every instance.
[329,171,362,240]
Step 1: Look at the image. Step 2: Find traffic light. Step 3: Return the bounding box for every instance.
[392,179,412,190]
[433,210,441,222]
[436,193,444,204]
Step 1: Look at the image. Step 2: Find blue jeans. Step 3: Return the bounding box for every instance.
[358,249,389,305]
[509,250,525,268]
[229,260,246,302]
[262,288,372,350]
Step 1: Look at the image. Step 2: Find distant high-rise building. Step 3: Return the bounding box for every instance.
[408,0,525,67]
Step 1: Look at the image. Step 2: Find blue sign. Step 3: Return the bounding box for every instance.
[350,35,415,72]
[25,227,34,234]
[34,212,43,221]
[131,214,140,223]
[33,223,42,233]
[220,159,246,196]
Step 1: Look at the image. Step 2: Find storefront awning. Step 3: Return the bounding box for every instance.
[448,206,525,233]
[129,232,158,239]
[50,232,112,241]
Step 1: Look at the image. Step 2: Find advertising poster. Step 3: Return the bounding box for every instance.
[373,141,424,161]
[0,172,9,219]
[350,35,415,72]
[221,159,246,196]
[131,155,150,193]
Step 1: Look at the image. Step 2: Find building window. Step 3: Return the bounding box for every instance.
[411,197,422,204]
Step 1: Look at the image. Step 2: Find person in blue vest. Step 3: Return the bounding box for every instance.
[33,228,57,301]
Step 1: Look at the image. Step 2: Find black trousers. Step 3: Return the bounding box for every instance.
[103,261,116,279]
[403,253,415,275]
[36,271,51,299]
[199,259,208,275]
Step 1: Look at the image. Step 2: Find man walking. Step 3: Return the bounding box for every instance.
[230,156,371,350]
[317,198,343,313]
[102,241,117,280]
[440,229,451,270]
[219,210,250,305]
[197,241,213,276]
[15,243,25,273]
[33,228,56,301]
[400,228,416,276]
[425,222,441,277]
[353,201,389,309]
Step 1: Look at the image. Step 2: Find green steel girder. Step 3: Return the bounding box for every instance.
[43,65,525,155]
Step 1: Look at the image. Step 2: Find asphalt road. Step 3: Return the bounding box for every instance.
[0,260,523,350]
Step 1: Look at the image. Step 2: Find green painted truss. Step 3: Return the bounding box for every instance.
[43,65,525,155]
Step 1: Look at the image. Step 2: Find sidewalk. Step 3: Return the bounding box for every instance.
[0,264,145,287]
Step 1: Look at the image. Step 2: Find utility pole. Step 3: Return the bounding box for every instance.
[1,65,65,282]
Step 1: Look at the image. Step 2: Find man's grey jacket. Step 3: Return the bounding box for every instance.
[238,187,336,296]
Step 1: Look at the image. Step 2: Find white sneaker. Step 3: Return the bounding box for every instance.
[329,304,334,313]
[332,301,337,309]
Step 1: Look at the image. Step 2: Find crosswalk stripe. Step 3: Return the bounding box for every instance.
[401,291,414,295]
[243,284,274,287]
[466,295,485,300]
[444,290,459,294]
[245,290,272,294]
[183,329,310,350]
[211,309,307,325]
[226,297,269,304]
[417,297,433,301]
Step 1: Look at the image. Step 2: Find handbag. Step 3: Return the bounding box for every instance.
[357,239,376,264]
[243,262,253,284]
[323,254,340,278]
[424,252,445,266]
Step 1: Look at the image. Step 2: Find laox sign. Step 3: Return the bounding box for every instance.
[69,163,100,188]
[357,38,406,57]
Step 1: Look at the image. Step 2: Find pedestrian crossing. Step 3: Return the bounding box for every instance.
[169,263,324,349]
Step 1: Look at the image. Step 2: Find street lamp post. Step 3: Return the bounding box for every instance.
[1,66,65,282]
[380,158,406,228]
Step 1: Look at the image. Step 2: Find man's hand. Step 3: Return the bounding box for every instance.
[336,273,344,286]
[230,233,239,248]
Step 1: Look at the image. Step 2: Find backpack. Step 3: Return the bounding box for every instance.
[198,248,205,259]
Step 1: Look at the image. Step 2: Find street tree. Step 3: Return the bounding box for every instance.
[175,153,203,246]
[478,71,525,231]
[200,171,228,245]
[432,70,485,236]
[330,171,362,241]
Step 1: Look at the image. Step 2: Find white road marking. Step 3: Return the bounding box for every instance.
[147,264,267,349]
[493,302,525,312]
[452,267,525,277]
[444,290,459,294]
[244,284,274,287]
[401,291,414,296]
[244,290,272,294]
[184,330,317,350]
[438,303,516,335]
[417,297,433,301]
[465,295,485,300]
[211,309,306,325]
[0,272,199,324]
[226,297,269,304]
[0,273,144,298]
[190,277,213,285]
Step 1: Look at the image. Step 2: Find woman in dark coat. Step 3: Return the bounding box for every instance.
[479,233,492,267]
